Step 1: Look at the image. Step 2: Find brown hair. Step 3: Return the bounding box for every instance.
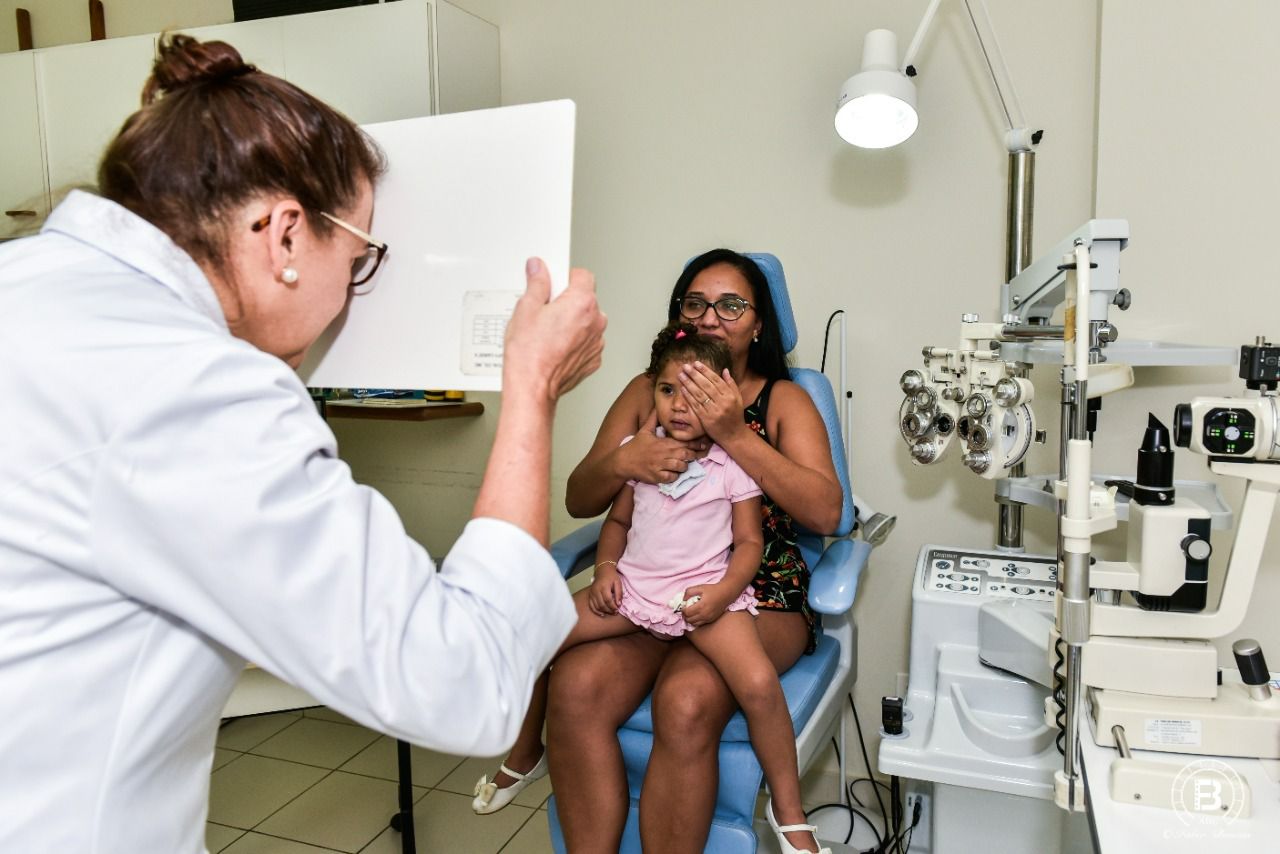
[98,34,386,273]
[646,321,731,378]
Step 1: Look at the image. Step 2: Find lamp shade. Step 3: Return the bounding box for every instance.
[834,29,919,149]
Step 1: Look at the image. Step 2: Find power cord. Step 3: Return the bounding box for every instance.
[820,310,845,374]
[806,694,925,853]
[849,695,891,832]
[804,735,884,847]
[805,801,884,849]
[848,776,893,809]
[890,796,922,853]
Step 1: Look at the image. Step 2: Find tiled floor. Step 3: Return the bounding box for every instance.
[208,708,556,854]
[209,706,850,854]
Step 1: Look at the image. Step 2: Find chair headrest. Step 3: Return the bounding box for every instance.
[744,253,798,355]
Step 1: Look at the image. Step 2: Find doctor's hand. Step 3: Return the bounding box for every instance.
[504,258,607,402]
[619,410,709,485]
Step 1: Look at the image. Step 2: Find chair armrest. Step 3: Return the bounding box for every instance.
[808,537,872,615]
[548,519,604,579]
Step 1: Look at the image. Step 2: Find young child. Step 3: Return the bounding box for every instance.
[473,322,830,854]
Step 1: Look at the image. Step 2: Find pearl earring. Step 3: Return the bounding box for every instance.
[281,267,299,284]
[752,332,759,343]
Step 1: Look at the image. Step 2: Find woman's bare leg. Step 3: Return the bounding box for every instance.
[639,611,808,854]
[547,632,671,853]
[489,591,640,788]
[687,613,818,852]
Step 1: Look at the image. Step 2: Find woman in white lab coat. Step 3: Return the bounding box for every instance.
[0,34,604,853]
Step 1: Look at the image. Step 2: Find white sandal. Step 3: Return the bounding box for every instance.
[471,752,549,815]
[766,799,831,854]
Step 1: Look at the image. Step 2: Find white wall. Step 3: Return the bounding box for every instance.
[0,0,232,52]
[459,0,1102,786]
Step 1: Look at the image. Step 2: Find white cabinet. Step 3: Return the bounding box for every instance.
[36,33,157,202]
[0,51,48,239]
[284,1,434,125]
[435,0,500,115]
[0,0,497,234]
[181,17,285,78]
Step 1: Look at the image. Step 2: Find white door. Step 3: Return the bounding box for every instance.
[0,52,49,239]
[37,33,158,205]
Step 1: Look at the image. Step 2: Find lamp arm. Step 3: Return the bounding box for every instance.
[900,0,945,73]
[963,0,1028,134]
[899,0,1033,144]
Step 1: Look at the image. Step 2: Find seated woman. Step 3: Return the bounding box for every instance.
[472,249,843,853]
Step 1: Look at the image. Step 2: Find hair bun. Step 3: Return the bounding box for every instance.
[143,34,256,104]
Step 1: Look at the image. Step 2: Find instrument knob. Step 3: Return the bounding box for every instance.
[910,441,938,464]
[1232,639,1273,701]
[963,450,992,474]
[1180,534,1212,562]
[994,377,1022,406]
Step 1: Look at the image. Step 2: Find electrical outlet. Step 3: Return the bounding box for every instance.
[896,672,909,697]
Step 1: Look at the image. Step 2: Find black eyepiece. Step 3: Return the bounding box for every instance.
[1173,403,1193,448]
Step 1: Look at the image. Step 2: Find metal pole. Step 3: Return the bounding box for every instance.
[998,148,1034,549]
[1057,245,1093,810]
[1005,150,1035,284]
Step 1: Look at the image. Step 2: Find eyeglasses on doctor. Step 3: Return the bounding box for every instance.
[251,211,389,287]
[674,295,754,322]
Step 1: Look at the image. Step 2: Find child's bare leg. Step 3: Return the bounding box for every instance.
[488,589,639,789]
[686,612,818,853]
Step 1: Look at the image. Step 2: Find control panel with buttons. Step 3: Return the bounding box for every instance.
[1201,407,1256,456]
[923,547,1058,602]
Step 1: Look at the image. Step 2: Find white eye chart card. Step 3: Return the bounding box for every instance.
[300,100,575,392]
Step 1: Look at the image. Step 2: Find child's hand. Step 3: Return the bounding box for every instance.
[679,582,736,627]
[588,565,623,616]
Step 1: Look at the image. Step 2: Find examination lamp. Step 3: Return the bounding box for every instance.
[834,0,1037,154]
[834,30,917,149]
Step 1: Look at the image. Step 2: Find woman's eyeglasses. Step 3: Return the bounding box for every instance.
[251,211,389,287]
[674,295,753,322]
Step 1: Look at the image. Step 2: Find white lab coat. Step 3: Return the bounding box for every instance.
[0,192,576,853]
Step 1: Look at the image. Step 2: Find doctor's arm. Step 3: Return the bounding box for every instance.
[474,260,606,545]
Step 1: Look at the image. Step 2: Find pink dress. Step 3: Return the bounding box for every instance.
[615,441,762,637]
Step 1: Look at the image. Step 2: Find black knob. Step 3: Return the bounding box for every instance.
[1174,403,1193,447]
[1233,639,1270,686]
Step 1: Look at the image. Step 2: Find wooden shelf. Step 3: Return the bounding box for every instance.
[322,400,484,422]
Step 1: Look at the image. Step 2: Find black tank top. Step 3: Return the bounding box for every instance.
[742,378,817,653]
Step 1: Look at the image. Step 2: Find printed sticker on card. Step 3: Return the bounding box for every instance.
[461,291,520,376]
